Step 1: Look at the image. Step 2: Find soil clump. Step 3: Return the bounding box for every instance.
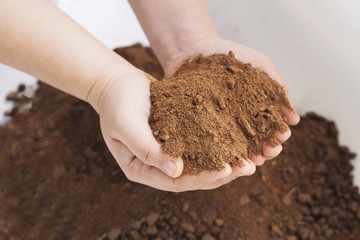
[150,52,291,174]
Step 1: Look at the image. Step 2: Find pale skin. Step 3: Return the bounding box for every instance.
[0,0,299,192]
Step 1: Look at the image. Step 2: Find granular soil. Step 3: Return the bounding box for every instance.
[0,44,359,240]
[149,52,291,174]
[4,83,32,117]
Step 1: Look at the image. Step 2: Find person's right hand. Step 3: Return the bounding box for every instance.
[162,37,300,167]
[89,67,256,192]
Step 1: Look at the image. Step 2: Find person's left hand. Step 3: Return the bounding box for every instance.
[162,37,300,170]
[89,67,256,192]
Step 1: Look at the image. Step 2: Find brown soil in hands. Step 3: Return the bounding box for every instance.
[0,44,359,240]
[149,52,291,174]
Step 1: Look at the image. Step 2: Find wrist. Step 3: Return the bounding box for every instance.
[86,60,139,113]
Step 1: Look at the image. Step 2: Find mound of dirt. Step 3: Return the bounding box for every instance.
[0,44,359,240]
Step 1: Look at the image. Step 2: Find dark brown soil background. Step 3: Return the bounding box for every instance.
[0,44,359,240]
[150,52,291,174]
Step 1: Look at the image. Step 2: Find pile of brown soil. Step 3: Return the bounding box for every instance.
[150,52,291,174]
[0,44,359,240]
[4,83,32,117]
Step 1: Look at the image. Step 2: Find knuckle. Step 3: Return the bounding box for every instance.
[138,147,154,166]
[138,142,160,167]
[144,148,153,165]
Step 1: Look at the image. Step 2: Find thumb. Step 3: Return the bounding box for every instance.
[116,113,183,178]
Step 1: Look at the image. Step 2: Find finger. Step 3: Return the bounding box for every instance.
[102,136,144,181]
[278,86,300,126]
[267,68,300,126]
[232,160,257,177]
[262,144,283,159]
[204,160,256,190]
[127,158,232,192]
[281,106,300,126]
[109,108,183,178]
[275,128,291,143]
[104,131,235,192]
[173,164,233,191]
[250,154,266,166]
[105,136,233,191]
[103,137,179,188]
[114,126,182,178]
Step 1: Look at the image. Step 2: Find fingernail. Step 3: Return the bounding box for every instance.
[283,115,288,122]
[163,159,176,176]
[237,174,244,177]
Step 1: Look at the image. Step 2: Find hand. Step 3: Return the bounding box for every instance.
[90,68,256,192]
[162,37,300,167]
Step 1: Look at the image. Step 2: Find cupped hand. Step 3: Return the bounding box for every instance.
[90,68,255,192]
[163,37,300,167]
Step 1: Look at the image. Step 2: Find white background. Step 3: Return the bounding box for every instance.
[1,0,359,186]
